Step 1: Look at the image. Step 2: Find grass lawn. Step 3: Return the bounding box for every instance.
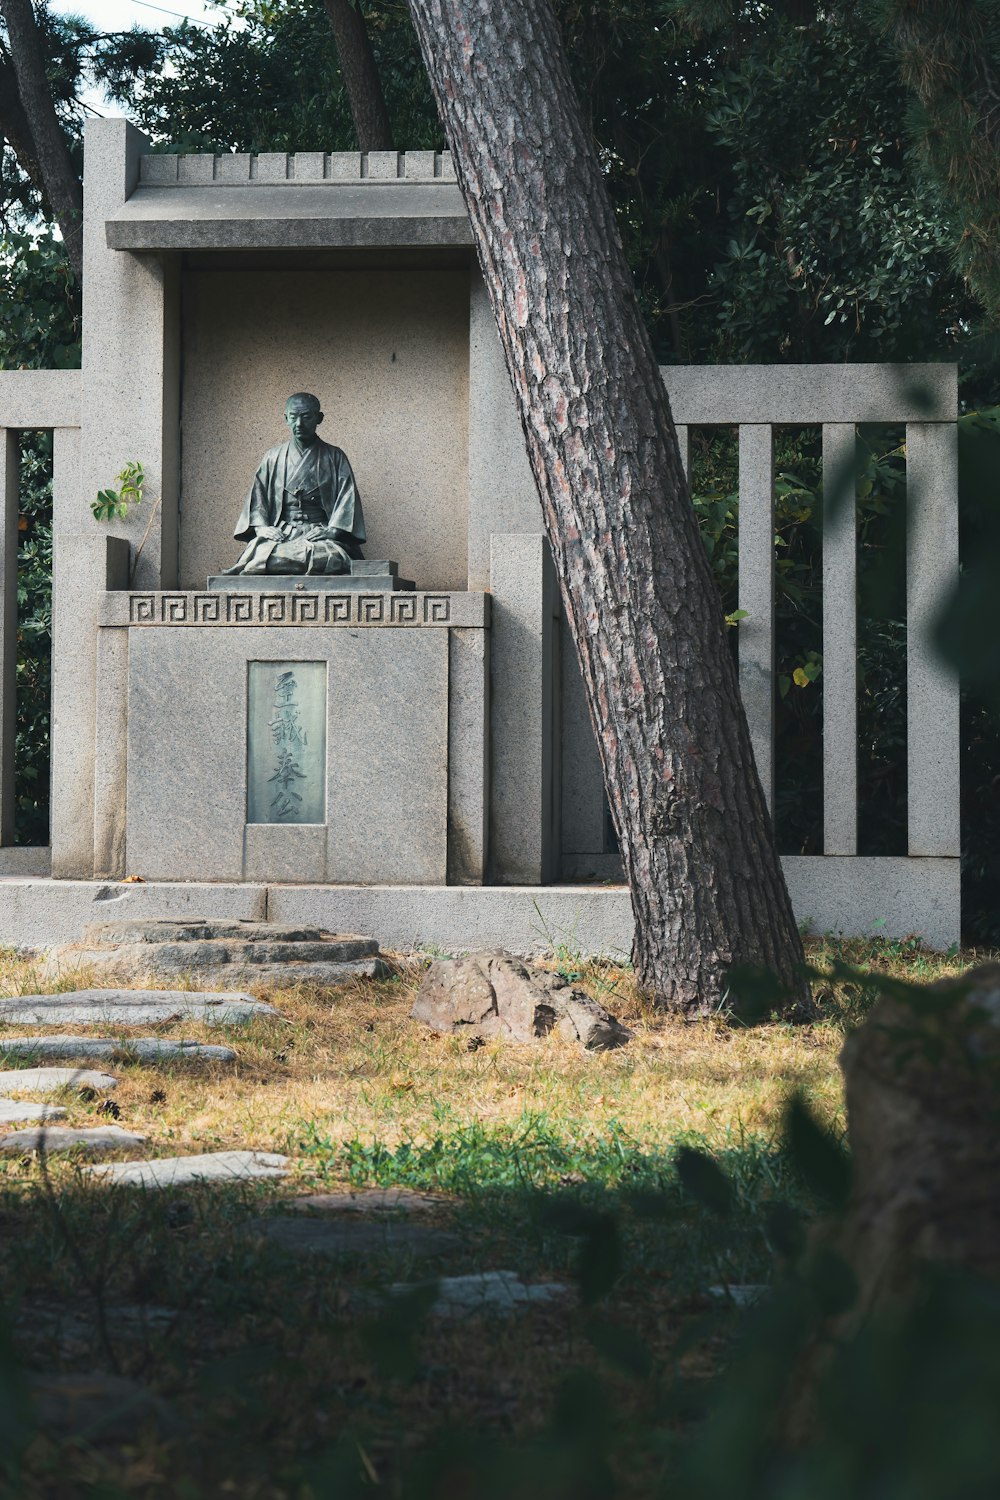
[0,935,975,1497]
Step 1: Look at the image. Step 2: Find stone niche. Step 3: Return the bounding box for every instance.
[179,263,471,593]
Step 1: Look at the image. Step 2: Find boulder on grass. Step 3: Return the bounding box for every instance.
[411,952,632,1050]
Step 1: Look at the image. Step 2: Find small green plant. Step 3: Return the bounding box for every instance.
[91,460,145,521]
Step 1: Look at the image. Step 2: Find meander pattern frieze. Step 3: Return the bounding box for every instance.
[111,590,489,630]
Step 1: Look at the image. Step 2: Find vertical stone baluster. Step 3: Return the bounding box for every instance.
[738,424,775,814]
[822,423,858,854]
[906,423,960,856]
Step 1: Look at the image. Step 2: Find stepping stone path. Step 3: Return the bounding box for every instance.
[0,1098,66,1125]
[0,1066,118,1094]
[45,919,383,989]
[389,1269,573,1319]
[85,1149,290,1188]
[0,989,276,1027]
[0,1125,147,1156]
[0,1035,236,1063]
[245,1216,460,1258]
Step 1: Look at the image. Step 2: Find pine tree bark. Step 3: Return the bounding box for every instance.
[404,0,807,1014]
[0,51,43,192]
[323,0,394,152]
[1,0,82,279]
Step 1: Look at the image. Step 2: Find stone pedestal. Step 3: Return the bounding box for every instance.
[206,560,414,593]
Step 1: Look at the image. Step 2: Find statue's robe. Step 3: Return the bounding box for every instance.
[225,436,366,575]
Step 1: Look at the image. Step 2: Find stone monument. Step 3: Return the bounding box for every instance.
[211,391,413,593]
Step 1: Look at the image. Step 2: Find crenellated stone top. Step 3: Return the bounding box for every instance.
[139,150,457,187]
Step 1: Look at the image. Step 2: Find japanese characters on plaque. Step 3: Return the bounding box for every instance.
[247,661,326,825]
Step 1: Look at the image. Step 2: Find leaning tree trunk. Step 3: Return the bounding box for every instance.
[323,0,394,152]
[1,0,82,280]
[404,0,807,1014]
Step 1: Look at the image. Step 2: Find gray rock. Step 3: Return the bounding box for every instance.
[85,1150,290,1188]
[0,1098,66,1124]
[389,1269,572,1319]
[30,1371,181,1443]
[411,952,633,1050]
[0,989,278,1027]
[0,1066,118,1095]
[0,1035,237,1063]
[245,1217,459,1257]
[289,1188,441,1215]
[0,1125,147,1155]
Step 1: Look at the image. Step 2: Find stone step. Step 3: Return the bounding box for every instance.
[0,1099,66,1125]
[244,1217,459,1258]
[167,960,380,989]
[388,1269,573,1319]
[85,1150,290,1188]
[290,1188,441,1215]
[0,1036,237,1063]
[80,919,377,952]
[80,940,377,969]
[0,990,278,1027]
[0,1125,147,1156]
[0,1067,118,1095]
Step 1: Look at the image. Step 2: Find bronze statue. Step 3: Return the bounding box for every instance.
[224,392,366,575]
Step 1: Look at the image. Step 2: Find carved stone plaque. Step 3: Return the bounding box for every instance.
[247,661,326,824]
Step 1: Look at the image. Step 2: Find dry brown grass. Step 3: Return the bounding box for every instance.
[0,936,979,1174]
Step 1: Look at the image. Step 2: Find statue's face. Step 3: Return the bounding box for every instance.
[285,400,322,445]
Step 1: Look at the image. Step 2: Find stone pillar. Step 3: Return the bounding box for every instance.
[51,119,180,877]
[489,534,558,884]
[467,269,543,589]
[448,622,490,884]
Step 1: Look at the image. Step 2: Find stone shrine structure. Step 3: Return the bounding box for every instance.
[0,121,961,951]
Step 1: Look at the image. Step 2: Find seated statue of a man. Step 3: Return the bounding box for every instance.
[224,392,366,575]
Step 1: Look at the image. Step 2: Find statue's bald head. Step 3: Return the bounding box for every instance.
[285,392,322,414]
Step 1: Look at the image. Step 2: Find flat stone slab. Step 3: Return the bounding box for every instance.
[189,960,379,988]
[80,940,375,967]
[207,574,414,593]
[0,989,278,1026]
[0,1125,147,1155]
[290,1189,442,1215]
[30,1372,181,1443]
[0,1035,237,1063]
[0,1066,118,1095]
[389,1269,573,1319]
[85,1150,290,1188]
[81,920,377,950]
[245,1217,459,1258]
[0,1098,66,1124]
